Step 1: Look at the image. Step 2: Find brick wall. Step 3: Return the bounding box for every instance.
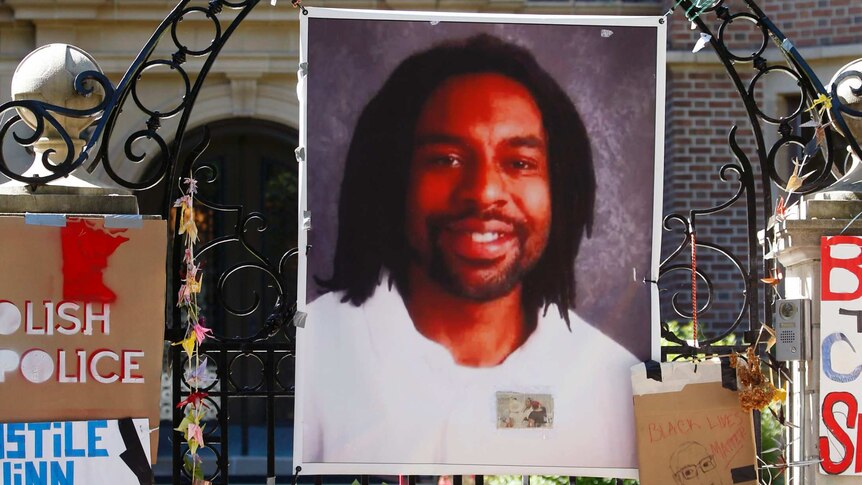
[668,0,862,50]
[661,66,765,339]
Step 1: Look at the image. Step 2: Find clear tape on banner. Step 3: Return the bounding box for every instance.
[24,213,66,227]
[303,210,312,230]
[293,311,308,328]
[296,61,307,104]
[105,214,144,229]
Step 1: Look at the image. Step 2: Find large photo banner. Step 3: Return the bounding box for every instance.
[295,8,666,477]
[820,235,862,475]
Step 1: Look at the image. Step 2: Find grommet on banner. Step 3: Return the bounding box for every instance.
[105,214,143,229]
[24,213,66,227]
[295,146,306,163]
[302,210,312,230]
[293,311,308,328]
[291,0,308,15]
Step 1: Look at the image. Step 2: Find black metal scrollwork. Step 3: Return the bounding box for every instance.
[0,70,113,184]
[167,126,298,482]
[0,0,263,191]
[660,0,862,356]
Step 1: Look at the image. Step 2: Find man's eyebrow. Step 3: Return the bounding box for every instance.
[413,133,464,147]
[505,136,546,149]
[414,134,546,149]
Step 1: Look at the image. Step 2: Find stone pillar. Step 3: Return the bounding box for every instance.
[772,199,862,485]
[0,43,137,214]
[771,59,862,484]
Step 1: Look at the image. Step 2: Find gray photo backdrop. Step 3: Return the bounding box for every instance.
[305,16,659,359]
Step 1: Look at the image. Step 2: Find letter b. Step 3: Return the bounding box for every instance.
[822,236,862,301]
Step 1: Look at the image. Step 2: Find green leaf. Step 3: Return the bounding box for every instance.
[183,454,204,480]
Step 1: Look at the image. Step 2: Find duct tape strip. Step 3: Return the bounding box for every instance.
[645,360,663,382]
[105,214,143,229]
[24,213,66,227]
[730,464,757,483]
[293,310,308,328]
[782,38,795,52]
[720,356,738,391]
[117,418,154,485]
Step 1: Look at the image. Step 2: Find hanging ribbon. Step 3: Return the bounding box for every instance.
[691,230,699,348]
[172,175,214,483]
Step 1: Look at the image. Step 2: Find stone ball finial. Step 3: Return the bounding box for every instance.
[7,44,106,187]
[10,44,105,142]
[829,58,862,161]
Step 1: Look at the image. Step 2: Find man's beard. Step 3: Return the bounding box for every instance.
[420,209,538,301]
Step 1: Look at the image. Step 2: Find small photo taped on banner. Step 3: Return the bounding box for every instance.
[496,392,554,429]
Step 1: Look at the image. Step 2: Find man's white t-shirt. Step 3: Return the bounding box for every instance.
[298,281,639,470]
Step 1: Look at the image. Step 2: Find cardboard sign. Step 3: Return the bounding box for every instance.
[0,418,151,485]
[0,216,166,461]
[631,361,758,485]
[820,235,862,475]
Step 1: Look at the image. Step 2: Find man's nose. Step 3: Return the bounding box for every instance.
[457,160,507,209]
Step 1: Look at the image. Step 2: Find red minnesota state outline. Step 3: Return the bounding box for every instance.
[60,219,130,303]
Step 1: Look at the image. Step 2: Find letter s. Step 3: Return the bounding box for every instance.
[820,391,857,474]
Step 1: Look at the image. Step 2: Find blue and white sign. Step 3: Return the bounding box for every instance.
[0,418,151,485]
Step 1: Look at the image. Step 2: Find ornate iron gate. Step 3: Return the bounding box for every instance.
[1,0,860,483]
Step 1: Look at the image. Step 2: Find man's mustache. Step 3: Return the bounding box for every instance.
[426,207,527,237]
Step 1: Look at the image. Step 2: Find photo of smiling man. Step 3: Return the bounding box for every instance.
[295,9,665,477]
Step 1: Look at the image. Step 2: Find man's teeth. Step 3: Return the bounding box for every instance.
[471,232,501,243]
